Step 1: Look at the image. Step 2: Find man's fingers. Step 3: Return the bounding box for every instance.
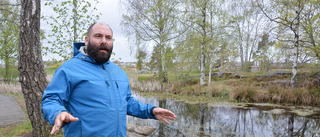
[153,108,177,124]
[160,118,170,124]
[165,112,176,119]
[162,111,176,121]
[51,112,78,135]
[50,126,58,135]
[161,115,176,124]
[61,112,79,123]
[164,115,176,121]
[51,120,62,135]
[70,117,79,122]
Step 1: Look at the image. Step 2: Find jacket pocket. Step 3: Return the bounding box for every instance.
[64,120,82,137]
[115,81,130,109]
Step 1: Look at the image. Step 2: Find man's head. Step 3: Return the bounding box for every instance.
[85,23,113,64]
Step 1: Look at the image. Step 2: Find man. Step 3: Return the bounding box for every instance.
[41,22,176,136]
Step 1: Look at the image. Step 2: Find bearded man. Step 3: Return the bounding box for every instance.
[41,22,176,137]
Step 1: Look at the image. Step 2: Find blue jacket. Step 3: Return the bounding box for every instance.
[41,42,157,137]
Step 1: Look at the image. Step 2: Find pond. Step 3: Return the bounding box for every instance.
[127,93,320,137]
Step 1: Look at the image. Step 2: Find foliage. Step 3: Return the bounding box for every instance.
[256,0,318,88]
[299,0,320,62]
[0,0,20,78]
[136,48,147,71]
[121,0,183,82]
[122,0,319,87]
[42,0,101,61]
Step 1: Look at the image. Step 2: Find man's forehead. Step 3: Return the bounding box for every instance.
[92,23,112,35]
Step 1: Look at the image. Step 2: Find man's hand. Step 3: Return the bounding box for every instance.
[51,111,79,135]
[153,108,176,124]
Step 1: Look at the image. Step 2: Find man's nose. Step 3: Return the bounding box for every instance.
[101,37,108,45]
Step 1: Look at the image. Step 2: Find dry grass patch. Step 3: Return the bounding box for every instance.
[0,82,21,93]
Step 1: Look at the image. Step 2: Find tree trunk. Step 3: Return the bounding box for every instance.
[291,3,300,88]
[200,2,207,86]
[238,24,244,71]
[208,60,212,85]
[288,113,294,137]
[3,39,9,79]
[199,103,205,137]
[5,50,9,78]
[19,0,51,136]
[200,42,206,86]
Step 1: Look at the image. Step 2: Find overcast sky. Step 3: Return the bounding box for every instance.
[41,0,137,62]
[96,0,137,62]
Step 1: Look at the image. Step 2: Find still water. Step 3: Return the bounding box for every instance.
[127,93,320,137]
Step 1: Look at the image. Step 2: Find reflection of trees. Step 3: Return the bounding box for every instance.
[199,103,205,136]
[158,100,166,137]
[293,116,320,136]
[128,93,320,136]
[288,113,294,137]
[295,118,308,136]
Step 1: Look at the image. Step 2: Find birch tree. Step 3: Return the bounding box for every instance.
[257,0,309,88]
[181,0,211,86]
[121,0,182,84]
[19,0,51,136]
[228,0,271,71]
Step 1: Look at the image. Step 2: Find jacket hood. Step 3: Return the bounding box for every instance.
[73,42,85,57]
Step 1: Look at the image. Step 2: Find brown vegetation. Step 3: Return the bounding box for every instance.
[129,71,320,106]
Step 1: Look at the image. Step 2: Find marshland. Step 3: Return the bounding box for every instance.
[1,0,320,136]
[1,66,320,136]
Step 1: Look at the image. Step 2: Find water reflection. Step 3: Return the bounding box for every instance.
[127,93,320,137]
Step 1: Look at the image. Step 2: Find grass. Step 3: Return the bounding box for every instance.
[0,72,55,137]
[0,67,19,79]
[0,67,57,80]
[0,90,32,137]
[138,74,155,81]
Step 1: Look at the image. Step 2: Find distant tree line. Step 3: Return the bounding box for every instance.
[121,0,320,88]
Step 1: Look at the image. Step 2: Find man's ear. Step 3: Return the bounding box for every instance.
[85,36,89,46]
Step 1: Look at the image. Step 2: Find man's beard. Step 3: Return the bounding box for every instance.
[86,39,113,64]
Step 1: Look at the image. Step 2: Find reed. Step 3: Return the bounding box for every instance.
[0,82,21,93]
[129,75,161,92]
[227,83,320,106]
[229,83,255,102]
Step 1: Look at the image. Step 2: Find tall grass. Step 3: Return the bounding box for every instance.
[128,70,320,106]
[129,74,161,92]
[0,82,21,93]
[0,73,54,94]
[229,83,320,105]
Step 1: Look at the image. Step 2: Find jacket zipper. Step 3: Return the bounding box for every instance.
[105,68,120,136]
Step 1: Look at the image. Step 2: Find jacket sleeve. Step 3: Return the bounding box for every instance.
[41,68,71,126]
[126,83,157,120]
